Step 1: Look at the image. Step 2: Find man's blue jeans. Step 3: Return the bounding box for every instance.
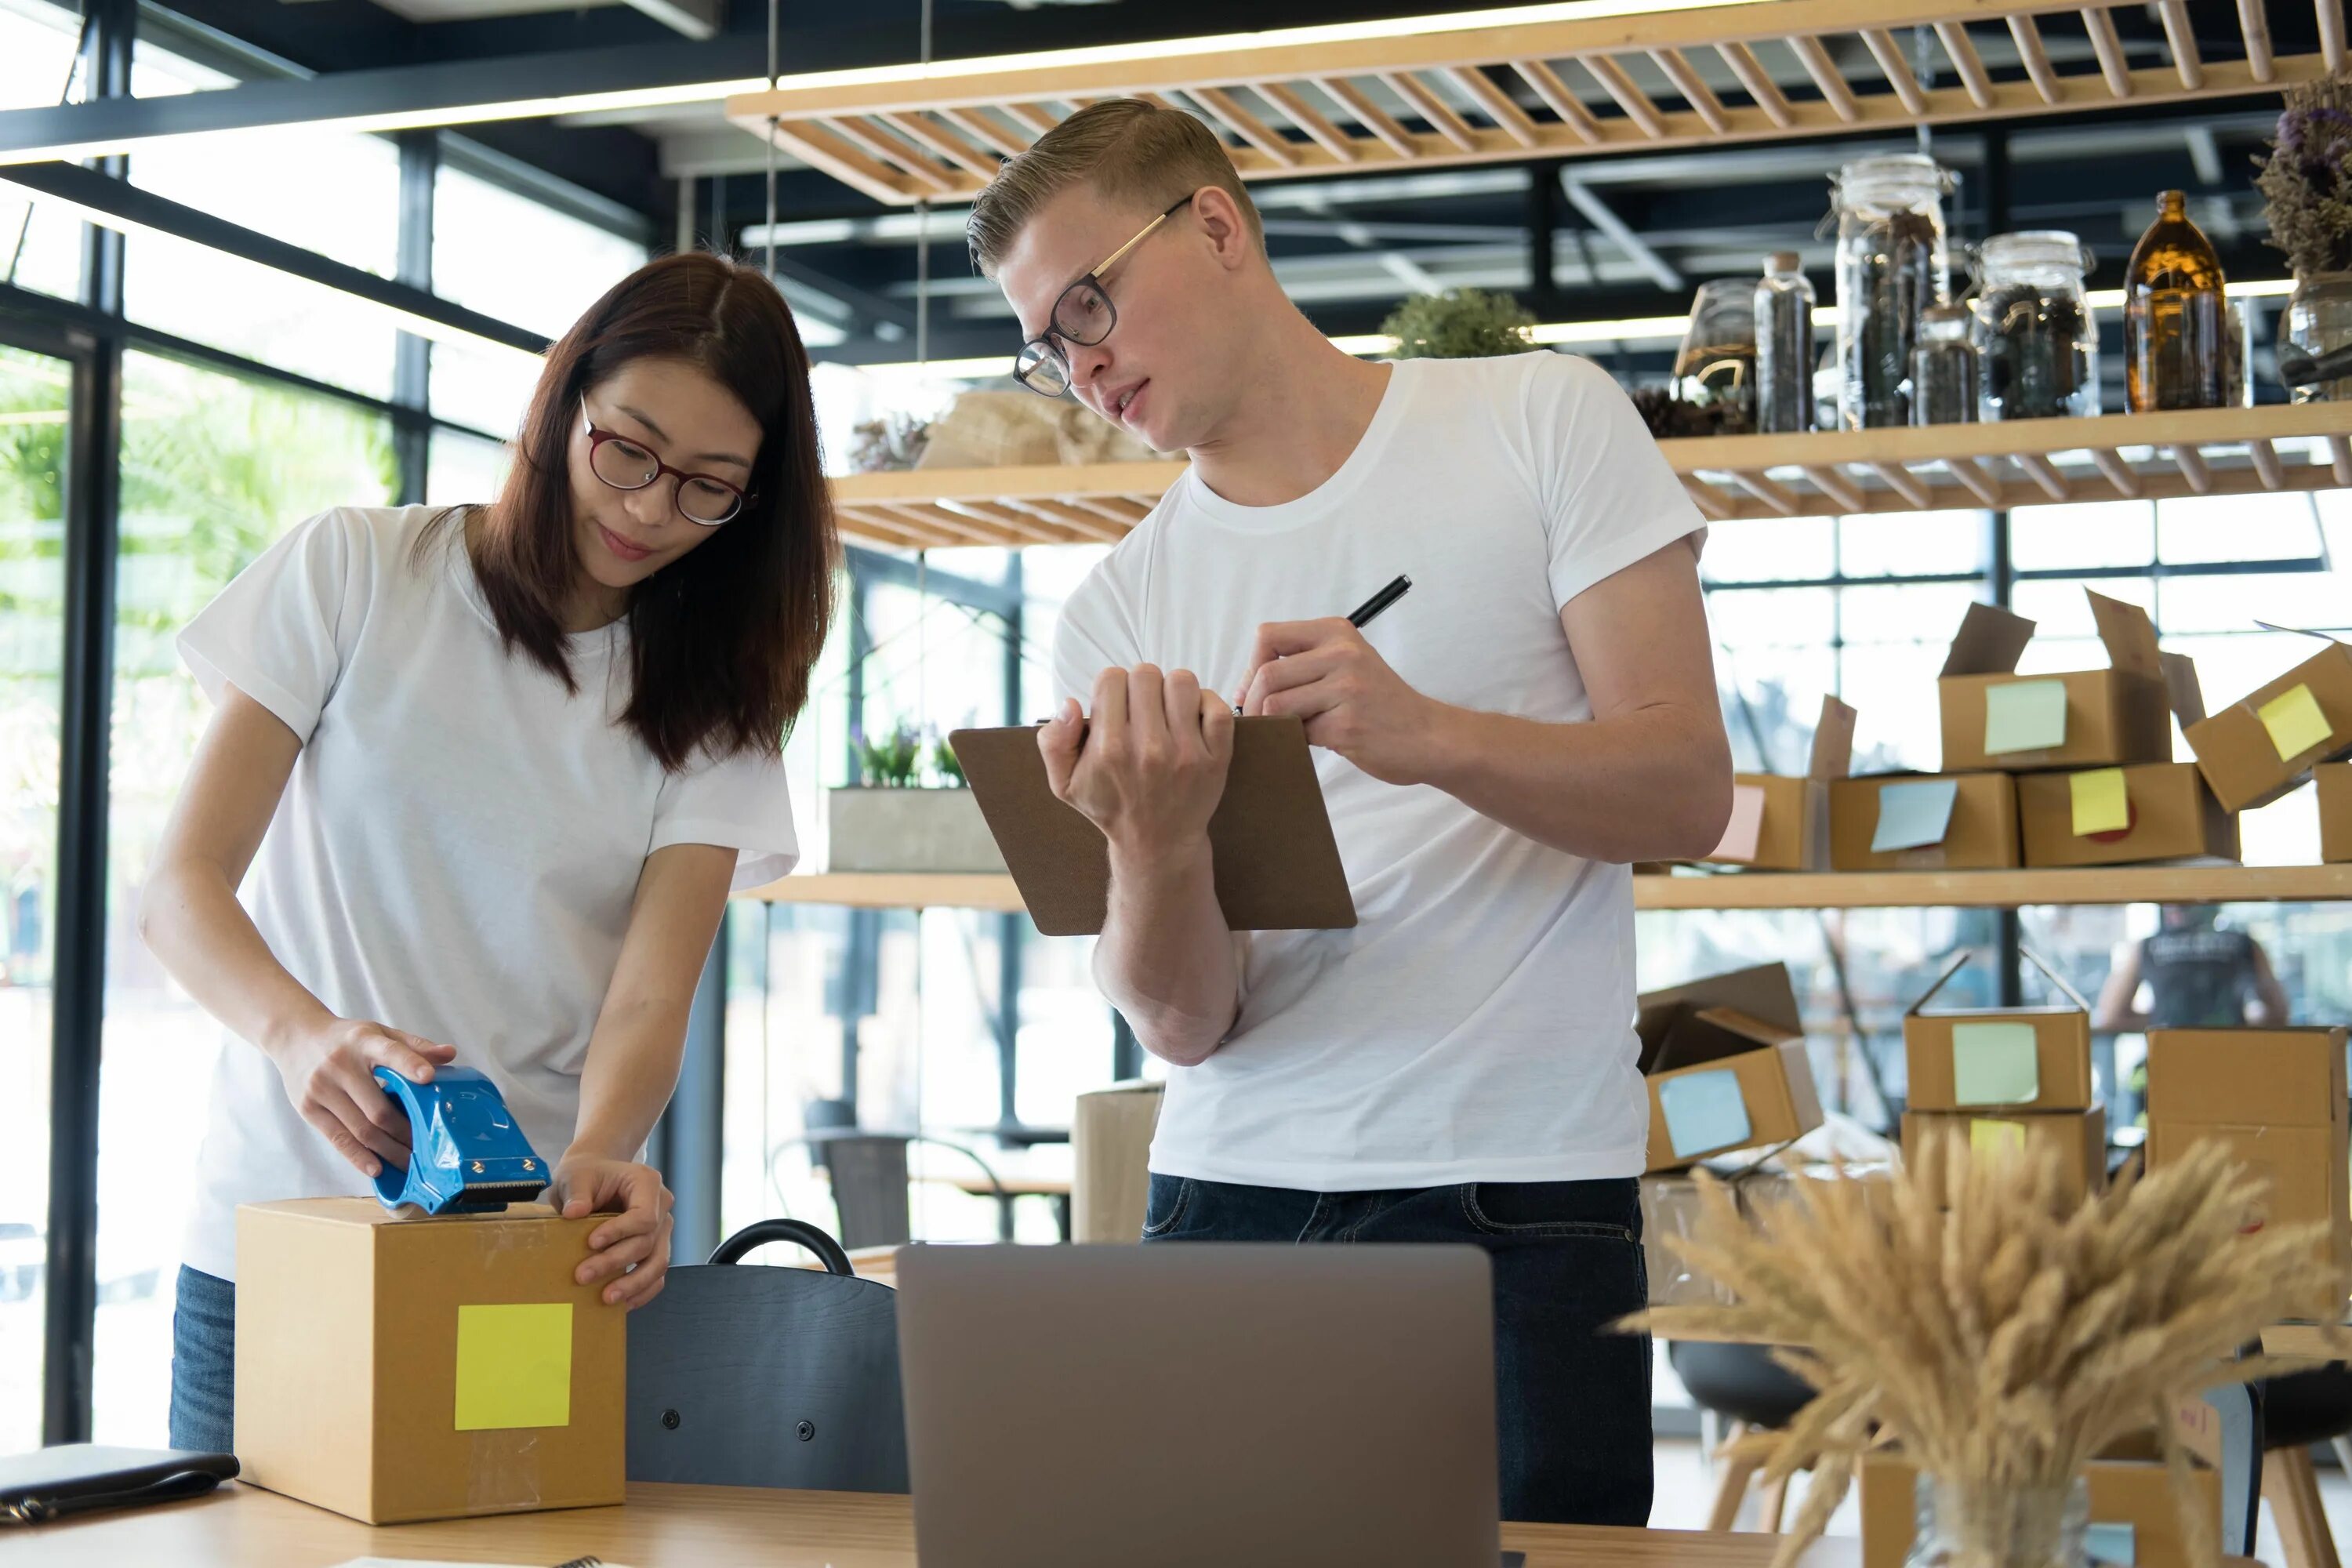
[1142,1172,1653,1526]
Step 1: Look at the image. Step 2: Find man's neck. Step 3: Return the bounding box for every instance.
[1185,314,1392,509]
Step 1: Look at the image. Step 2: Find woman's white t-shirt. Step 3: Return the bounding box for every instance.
[174,504,799,1280]
[1051,353,1704,1192]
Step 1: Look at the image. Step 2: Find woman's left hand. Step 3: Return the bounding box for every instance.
[550,1152,676,1309]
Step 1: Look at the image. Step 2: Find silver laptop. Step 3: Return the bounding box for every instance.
[895,1243,1503,1568]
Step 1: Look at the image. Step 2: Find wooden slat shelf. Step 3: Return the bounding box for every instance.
[740,863,2352,913]
[729,0,2338,206]
[829,405,2352,550]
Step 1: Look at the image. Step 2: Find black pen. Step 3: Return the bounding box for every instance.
[1235,574,1414,715]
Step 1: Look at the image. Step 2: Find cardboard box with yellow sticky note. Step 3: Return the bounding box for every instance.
[2183,630,2352,811]
[1635,963,1824,1173]
[2320,762,2352,864]
[1902,948,2094,1113]
[1700,695,1855,872]
[1936,590,2176,773]
[1827,770,2018,872]
[1901,1106,2107,1209]
[2144,1025,2352,1322]
[2016,762,2237,868]
[235,1197,625,1524]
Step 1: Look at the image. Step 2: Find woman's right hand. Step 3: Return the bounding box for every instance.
[268,1019,459,1179]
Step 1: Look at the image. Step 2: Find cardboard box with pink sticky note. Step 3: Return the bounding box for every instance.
[2183,627,2352,811]
[1700,695,1854,872]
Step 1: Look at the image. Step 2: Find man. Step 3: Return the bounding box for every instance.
[2096,904,2292,1129]
[969,100,1730,1525]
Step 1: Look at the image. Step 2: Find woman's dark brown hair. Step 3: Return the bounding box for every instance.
[452,249,837,771]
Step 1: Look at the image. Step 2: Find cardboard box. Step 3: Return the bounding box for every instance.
[1902,1106,2108,1210]
[1902,949,2094,1113]
[236,1198,624,1524]
[2319,762,2352,864]
[2184,636,2352,811]
[1828,771,2019,871]
[1637,964,1824,1172]
[1073,1078,1164,1243]
[1642,1163,1894,1307]
[2144,1026,2352,1321]
[1702,697,1855,871]
[1859,1445,2218,1568]
[1937,591,2174,773]
[2016,762,2238,868]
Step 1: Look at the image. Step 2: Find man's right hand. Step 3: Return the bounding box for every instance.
[1039,665,1236,860]
[267,1019,459,1180]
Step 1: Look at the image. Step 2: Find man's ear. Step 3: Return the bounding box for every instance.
[1187,187,1258,270]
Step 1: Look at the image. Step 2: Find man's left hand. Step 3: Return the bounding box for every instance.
[550,1152,676,1310]
[1238,619,1449,786]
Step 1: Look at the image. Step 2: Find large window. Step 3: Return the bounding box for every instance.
[0,340,72,1456]
[0,3,105,302]
[93,354,395,1443]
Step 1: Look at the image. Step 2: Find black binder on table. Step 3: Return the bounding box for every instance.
[1,1443,239,1525]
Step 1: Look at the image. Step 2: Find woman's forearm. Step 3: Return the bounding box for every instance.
[139,858,335,1061]
[566,997,692,1161]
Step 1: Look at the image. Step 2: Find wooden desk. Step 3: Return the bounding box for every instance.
[18,1479,1867,1566]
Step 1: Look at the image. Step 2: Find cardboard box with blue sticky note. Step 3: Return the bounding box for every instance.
[1635,963,1824,1173]
[1860,1443,2218,1568]
[1828,770,2017,871]
[1699,695,1855,872]
[1936,590,2176,774]
[1901,948,2093,1114]
[2184,630,2352,811]
[234,1197,625,1524]
[2144,1025,2352,1322]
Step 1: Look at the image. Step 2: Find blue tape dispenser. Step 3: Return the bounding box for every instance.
[371,1064,548,1217]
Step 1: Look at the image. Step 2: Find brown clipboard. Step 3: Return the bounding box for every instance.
[948,716,1358,938]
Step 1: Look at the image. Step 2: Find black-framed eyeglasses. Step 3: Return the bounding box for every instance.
[1012,194,1193,397]
[579,401,750,526]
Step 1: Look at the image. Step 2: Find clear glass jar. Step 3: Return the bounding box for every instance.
[1672,278,1758,431]
[2283,271,2352,402]
[1833,154,1954,430]
[1905,1473,2089,1568]
[1912,306,1978,426]
[1971,230,2100,420]
[1755,251,1815,434]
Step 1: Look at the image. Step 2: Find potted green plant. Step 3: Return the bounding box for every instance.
[1379,287,1536,359]
[826,721,1006,874]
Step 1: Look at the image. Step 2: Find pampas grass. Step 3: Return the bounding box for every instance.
[1629,1139,2352,1568]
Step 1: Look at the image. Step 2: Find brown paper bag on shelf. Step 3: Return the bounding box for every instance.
[915,390,1063,468]
[1054,402,1160,464]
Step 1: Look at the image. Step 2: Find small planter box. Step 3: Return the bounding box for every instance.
[827,787,1006,873]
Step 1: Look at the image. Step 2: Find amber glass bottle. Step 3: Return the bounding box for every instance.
[2124,190,2228,412]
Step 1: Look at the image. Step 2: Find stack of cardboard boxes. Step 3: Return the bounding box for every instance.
[2143,1024,2352,1322]
[1715,593,2352,879]
[1898,951,2106,1208]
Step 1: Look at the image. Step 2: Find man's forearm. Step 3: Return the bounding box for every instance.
[1418,702,1733,864]
[1094,838,1240,1067]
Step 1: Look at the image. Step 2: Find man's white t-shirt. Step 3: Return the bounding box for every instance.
[1051,352,1704,1192]
[175,505,800,1280]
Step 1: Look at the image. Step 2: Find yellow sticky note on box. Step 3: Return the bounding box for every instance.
[2258,683,2333,761]
[454,1302,572,1431]
[2069,768,2130,836]
[1970,1119,2027,1158]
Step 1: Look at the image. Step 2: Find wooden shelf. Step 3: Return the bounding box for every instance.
[741,863,2352,914]
[829,405,2352,550]
[729,0,2336,206]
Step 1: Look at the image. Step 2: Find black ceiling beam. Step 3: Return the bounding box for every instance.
[0,159,550,354]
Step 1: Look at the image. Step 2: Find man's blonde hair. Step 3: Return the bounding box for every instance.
[966,98,1264,278]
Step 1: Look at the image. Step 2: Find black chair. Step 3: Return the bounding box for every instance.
[1667,1339,1817,1530]
[772,1131,1012,1250]
[626,1218,907,1493]
[2257,1363,2352,1568]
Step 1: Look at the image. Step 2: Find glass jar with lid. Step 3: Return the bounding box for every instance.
[1831,154,1954,430]
[1971,230,2100,420]
[1911,305,1978,426]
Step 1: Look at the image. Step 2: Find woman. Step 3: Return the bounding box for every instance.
[140,251,837,1453]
